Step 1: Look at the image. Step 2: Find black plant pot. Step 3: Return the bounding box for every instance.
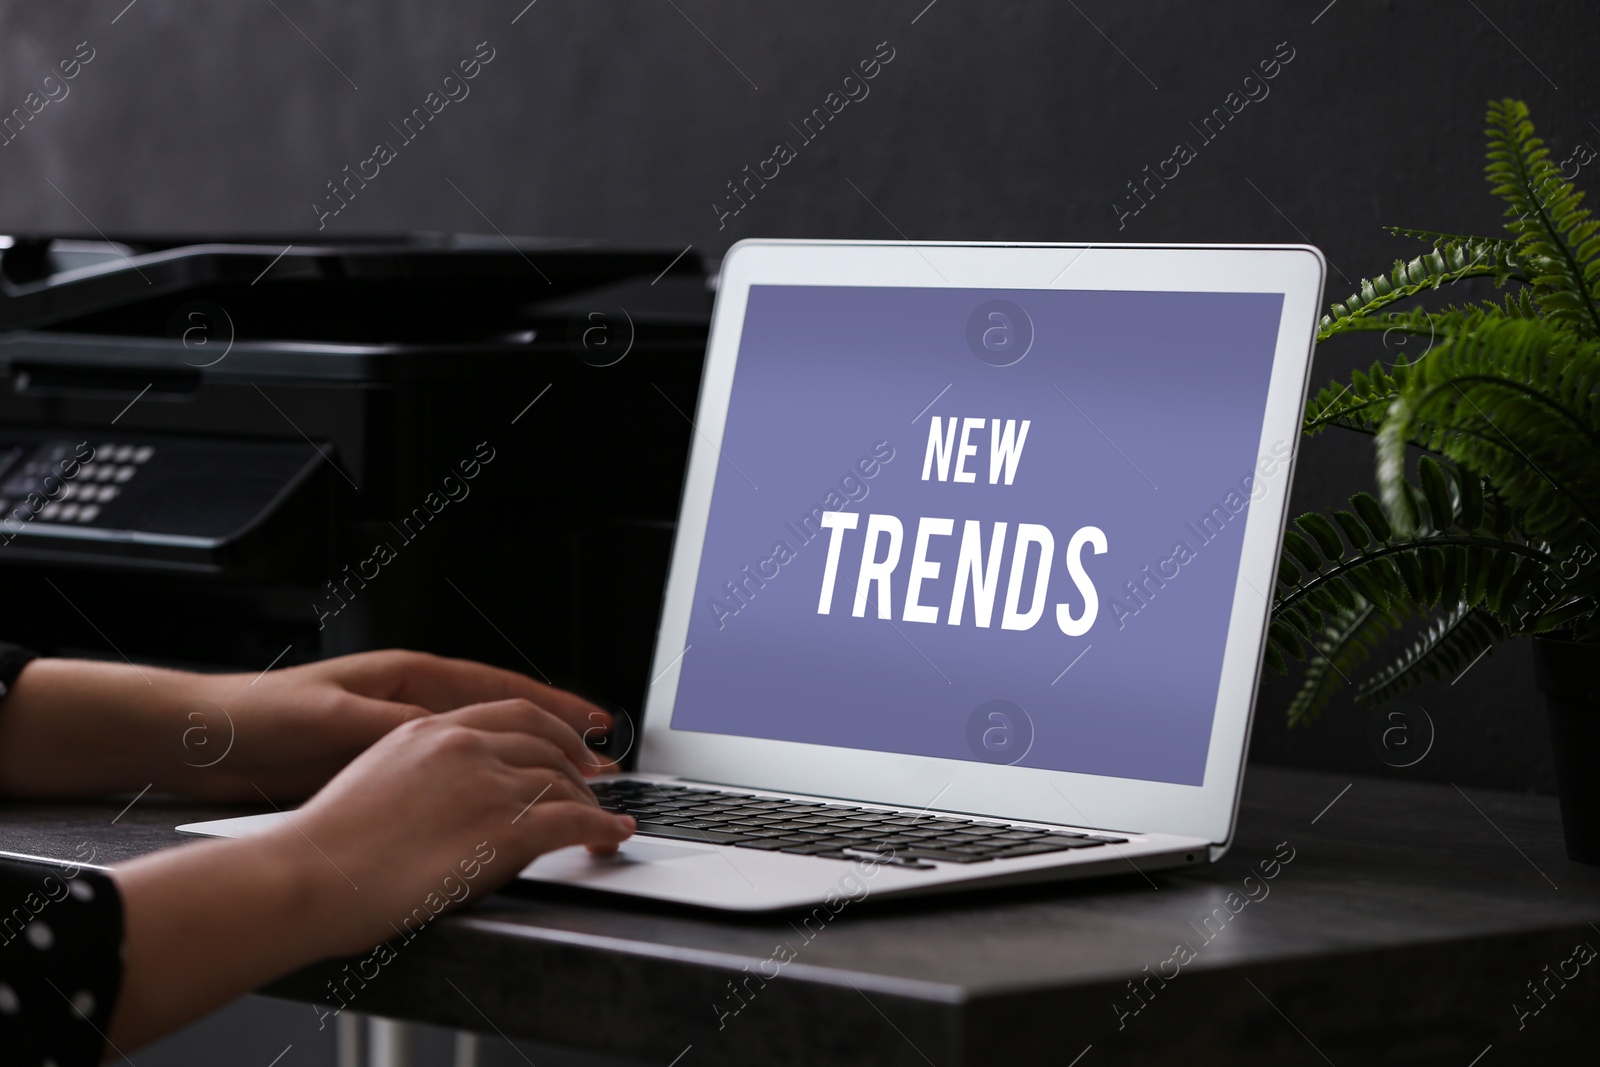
[1533,634,1600,864]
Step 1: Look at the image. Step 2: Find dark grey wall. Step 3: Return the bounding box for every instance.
[4,0,1596,791]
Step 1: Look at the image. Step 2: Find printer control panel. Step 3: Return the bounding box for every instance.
[0,440,154,528]
[0,430,329,573]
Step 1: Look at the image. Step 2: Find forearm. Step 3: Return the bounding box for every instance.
[107,827,354,1049]
[0,658,203,798]
[95,693,626,1051]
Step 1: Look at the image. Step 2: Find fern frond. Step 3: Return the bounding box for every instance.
[1317,238,1523,342]
[1287,601,1406,728]
[1485,98,1600,338]
[1356,605,1503,705]
[1377,317,1600,545]
[1303,358,1413,436]
[1493,287,1542,320]
[1270,457,1566,723]
[1304,307,1527,439]
[1386,226,1518,251]
[1313,305,1502,342]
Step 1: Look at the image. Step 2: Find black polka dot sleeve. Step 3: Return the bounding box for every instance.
[0,641,35,701]
[0,859,125,1067]
[1,643,125,1065]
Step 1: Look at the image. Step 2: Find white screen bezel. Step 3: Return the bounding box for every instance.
[640,240,1324,847]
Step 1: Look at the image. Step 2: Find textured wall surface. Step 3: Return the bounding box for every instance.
[4,1,1596,800]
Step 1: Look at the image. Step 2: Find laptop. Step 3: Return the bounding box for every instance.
[182,240,1325,912]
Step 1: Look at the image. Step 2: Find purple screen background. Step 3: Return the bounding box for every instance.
[670,285,1284,785]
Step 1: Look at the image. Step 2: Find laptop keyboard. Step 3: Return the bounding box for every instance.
[592,780,1129,870]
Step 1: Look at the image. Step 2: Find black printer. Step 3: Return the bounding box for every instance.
[0,234,709,724]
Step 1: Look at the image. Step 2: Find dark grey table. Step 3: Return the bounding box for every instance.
[4,766,1598,1066]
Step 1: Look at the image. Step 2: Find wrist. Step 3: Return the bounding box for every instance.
[108,824,373,1047]
[254,820,374,958]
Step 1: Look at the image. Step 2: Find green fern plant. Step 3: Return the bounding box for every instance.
[1272,99,1600,727]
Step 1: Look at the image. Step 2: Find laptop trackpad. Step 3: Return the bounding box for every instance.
[608,841,715,864]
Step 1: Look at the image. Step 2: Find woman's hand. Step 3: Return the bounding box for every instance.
[278,698,634,952]
[185,650,620,802]
[0,650,618,801]
[108,697,634,1049]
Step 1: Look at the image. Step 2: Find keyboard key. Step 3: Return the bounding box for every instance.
[899,849,993,864]
[634,822,750,845]
[995,840,1105,857]
[845,851,936,869]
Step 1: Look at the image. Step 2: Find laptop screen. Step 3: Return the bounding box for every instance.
[669,283,1285,787]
